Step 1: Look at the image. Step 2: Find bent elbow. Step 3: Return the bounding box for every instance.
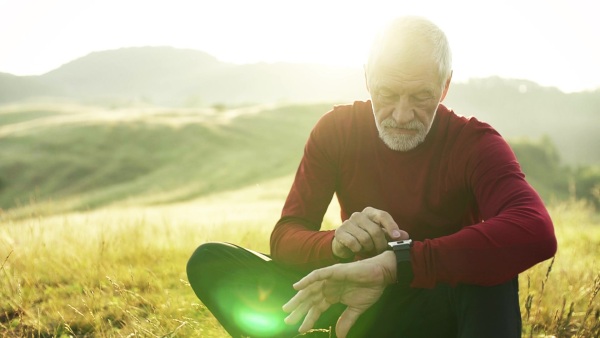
[543,231,557,260]
[534,211,557,261]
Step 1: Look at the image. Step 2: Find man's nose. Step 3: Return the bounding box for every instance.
[391,96,414,124]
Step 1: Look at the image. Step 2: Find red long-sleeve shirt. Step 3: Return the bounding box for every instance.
[270,100,557,288]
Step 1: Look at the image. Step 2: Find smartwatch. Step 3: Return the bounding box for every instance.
[387,239,414,285]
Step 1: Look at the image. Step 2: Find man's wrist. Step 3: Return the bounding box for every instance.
[380,250,398,284]
[333,251,354,263]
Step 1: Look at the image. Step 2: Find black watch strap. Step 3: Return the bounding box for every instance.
[387,240,414,286]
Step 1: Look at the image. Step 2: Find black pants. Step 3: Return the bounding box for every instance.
[186,242,522,338]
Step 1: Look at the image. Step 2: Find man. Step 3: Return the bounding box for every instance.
[187,16,557,338]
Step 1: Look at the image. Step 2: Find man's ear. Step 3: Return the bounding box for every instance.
[439,71,453,102]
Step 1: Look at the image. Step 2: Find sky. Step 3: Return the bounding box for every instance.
[1,0,598,93]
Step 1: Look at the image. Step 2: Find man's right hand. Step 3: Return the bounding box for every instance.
[332,207,409,259]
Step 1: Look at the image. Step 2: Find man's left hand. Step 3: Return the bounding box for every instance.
[282,251,397,338]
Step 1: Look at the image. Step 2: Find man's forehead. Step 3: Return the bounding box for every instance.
[377,48,436,70]
[371,62,439,90]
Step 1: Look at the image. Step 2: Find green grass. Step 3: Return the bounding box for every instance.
[0,102,330,216]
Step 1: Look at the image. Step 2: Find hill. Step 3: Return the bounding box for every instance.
[1,102,598,218]
[445,77,600,165]
[0,102,329,216]
[40,47,222,105]
[0,72,64,102]
[0,46,367,106]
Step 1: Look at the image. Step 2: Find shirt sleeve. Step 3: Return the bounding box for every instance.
[270,110,342,272]
[410,126,558,287]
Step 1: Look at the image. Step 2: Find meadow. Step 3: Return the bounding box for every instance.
[1,180,599,337]
[0,102,599,337]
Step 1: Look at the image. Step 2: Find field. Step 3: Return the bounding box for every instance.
[0,102,599,337]
[1,182,599,337]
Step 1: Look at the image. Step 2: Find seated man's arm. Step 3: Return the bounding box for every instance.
[270,111,341,271]
[410,129,557,288]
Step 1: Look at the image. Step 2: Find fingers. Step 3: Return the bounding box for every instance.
[284,262,381,336]
[283,299,312,325]
[336,307,364,338]
[335,212,385,254]
[283,279,324,326]
[292,267,334,290]
[362,207,404,240]
[283,279,320,313]
[284,293,330,333]
[396,230,410,240]
[332,236,354,259]
[283,269,334,319]
[298,299,331,333]
[283,273,335,334]
[334,207,408,257]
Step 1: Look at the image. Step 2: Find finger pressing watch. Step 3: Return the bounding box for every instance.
[387,239,414,286]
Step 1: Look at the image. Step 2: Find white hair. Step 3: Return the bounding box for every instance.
[365,16,452,90]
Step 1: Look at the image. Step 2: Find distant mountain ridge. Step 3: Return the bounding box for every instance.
[0,46,367,106]
[41,47,225,105]
[1,46,598,106]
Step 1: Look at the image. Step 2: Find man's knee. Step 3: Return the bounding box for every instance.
[186,242,237,293]
[188,241,233,264]
[186,242,274,292]
[188,241,226,269]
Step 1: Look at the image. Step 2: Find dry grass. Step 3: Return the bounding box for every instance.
[521,199,600,337]
[0,181,598,337]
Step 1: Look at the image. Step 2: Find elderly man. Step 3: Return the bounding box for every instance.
[187,16,557,338]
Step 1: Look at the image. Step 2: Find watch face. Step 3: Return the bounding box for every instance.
[389,239,412,263]
[388,239,412,249]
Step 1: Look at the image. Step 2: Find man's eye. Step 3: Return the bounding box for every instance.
[412,94,432,102]
[379,90,396,99]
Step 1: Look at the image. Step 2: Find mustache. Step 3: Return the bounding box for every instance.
[380,118,425,130]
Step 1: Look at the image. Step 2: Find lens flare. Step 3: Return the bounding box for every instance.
[232,305,287,337]
[212,280,291,337]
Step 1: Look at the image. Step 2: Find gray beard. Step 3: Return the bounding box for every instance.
[377,118,427,151]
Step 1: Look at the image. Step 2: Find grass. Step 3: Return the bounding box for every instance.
[0,178,291,337]
[1,179,599,337]
[521,200,600,337]
[0,101,330,216]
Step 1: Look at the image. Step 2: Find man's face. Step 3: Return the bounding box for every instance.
[369,60,448,152]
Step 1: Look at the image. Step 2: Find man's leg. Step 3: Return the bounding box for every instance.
[186,242,342,338]
[451,277,522,338]
[344,283,457,338]
[342,277,520,338]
